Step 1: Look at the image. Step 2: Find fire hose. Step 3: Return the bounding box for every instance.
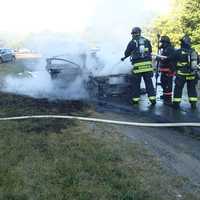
[0,115,199,127]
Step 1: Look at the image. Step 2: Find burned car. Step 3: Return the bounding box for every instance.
[46,57,83,82]
[87,74,134,99]
[46,55,134,99]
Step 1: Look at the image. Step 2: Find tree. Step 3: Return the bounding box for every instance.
[150,0,200,51]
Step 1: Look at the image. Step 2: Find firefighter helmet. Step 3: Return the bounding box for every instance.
[180,35,191,47]
[160,36,170,44]
[131,27,142,36]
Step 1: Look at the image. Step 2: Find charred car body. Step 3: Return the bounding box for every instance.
[46,57,83,82]
[46,54,134,99]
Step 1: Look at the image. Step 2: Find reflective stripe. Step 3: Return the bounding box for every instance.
[177,71,191,76]
[177,70,196,80]
[133,68,153,73]
[133,61,152,68]
[133,61,152,73]
[132,98,140,102]
[173,98,181,102]
[160,68,171,72]
[189,97,198,102]
[177,62,188,67]
[186,76,195,80]
[149,96,156,100]
[163,92,172,96]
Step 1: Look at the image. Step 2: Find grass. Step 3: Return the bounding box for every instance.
[0,57,42,81]
[0,61,26,77]
[0,110,199,199]
[0,119,189,200]
[0,60,199,199]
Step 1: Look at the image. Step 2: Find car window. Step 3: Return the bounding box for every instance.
[0,48,14,54]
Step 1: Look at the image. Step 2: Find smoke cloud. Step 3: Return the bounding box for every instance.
[3,33,90,100]
[2,0,160,100]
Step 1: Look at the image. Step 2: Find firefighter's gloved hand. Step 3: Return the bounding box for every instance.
[121,57,126,61]
[155,56,161,61]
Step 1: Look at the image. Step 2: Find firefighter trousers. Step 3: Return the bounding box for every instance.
[132,72,156,103]
[173,74,198,104]
[160,72,173,102]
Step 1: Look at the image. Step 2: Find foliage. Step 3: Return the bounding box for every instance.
[150,0,200,52]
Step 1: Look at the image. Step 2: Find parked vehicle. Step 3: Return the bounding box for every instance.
[0,48,16,64]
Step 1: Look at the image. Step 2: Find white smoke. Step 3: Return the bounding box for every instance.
[84,0,155,76]
[3,71,53,98]
[2,0,160,99]
[3,33,91,99]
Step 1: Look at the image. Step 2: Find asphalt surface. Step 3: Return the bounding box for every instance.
[93,88,200,190]
[94,82,200,133]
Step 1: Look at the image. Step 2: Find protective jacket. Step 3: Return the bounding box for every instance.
[159,45,176,74]
[158,45,176,103]
[123,36,155,104]
[175,47,199,76]
[173,47,199,105]
[124,36,153,74]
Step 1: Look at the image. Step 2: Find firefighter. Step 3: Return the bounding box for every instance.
[158,36,176,104]
[121,27,156,105]
[173,35,199,109]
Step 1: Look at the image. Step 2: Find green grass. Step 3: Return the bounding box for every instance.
[0,62,26,76]
[0,58,42,80]
[0,62,199,199]
[0,117,199,200]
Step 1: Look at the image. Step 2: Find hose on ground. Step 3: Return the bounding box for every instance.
[0,115,199,127]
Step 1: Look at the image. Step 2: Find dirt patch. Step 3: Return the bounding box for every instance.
[0,92,88,117]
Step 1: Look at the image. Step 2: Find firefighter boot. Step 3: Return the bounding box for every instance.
[149,96,156,106]
[132,98,140,105]
[191,103,197,110]
[163,95,172,105]
[172,102,180,109]
[150,99,156,106]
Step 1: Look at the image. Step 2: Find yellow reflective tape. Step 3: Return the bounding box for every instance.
[189,97,198,102]
[133,61,152,67]
[133,61,152,73]
[132,98,140,102]
[173,98,181,102]
[149,96,156,100]
[133,68,153,73]
[138,65,151,70]
[177,71,192,76]
[186,76,195,80]
[177,62,188,67]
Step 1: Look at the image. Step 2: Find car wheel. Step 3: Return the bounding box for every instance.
[0,58,3,64]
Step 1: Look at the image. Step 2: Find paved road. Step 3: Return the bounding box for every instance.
[94,97,200,191]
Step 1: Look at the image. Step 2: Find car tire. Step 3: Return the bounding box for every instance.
[0,58,3,64]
